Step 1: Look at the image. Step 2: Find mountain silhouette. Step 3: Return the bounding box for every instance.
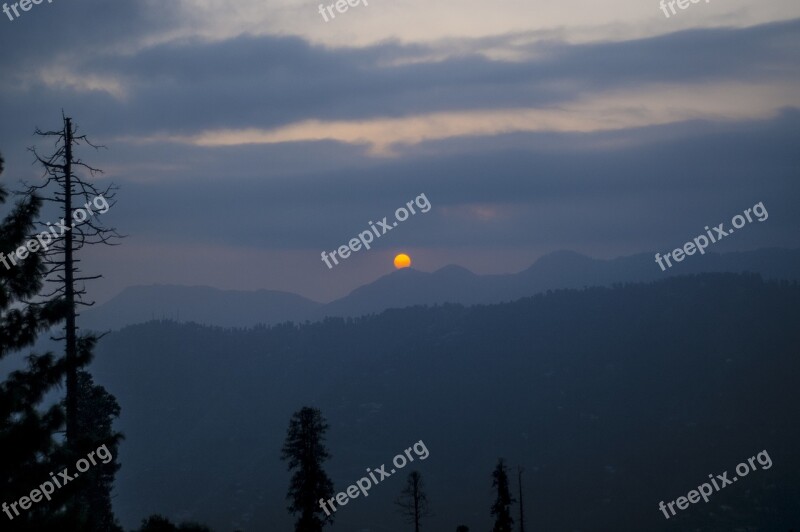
[81,247,800,331]
[81,284,321,331]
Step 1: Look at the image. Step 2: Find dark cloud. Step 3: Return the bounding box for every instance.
[1,18,799,139]
[0,0,182,73]
[81,110,799,254]
[1,13,798,301]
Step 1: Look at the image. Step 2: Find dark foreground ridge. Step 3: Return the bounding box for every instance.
[91,273,800,531]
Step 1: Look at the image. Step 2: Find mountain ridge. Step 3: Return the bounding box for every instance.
[80,247,800,331]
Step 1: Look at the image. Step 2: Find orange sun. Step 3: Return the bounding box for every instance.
[394,253,412,269]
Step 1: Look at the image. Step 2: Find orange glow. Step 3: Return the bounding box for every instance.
[394,253,412,269]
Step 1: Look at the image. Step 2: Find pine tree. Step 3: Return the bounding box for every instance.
[137,515,213,532]
[68,368,124,531]
[138,515,178,531]
[281,407,335,532]
[490,458,515,532]
[395,471,430,532]
[0,151,83,530]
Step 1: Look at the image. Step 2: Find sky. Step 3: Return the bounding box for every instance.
[0,0,799,303]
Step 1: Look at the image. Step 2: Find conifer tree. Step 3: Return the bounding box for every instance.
[0,151,83,530]
[68,368,124,531]
[396,470,430,532]
[490,458,515,532]
[280,406,335,532]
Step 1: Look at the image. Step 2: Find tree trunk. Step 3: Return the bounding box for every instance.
[64,117,77,446]
[518,468,525,532]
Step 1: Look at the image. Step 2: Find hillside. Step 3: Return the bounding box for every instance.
[89,273,800,531]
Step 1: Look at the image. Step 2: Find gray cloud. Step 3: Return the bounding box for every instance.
[1,13,798,302]
[1,18,798,139]
[0,0,182,74]
[87,110,799,254]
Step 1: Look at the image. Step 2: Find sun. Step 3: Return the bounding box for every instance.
[393,253,412,269]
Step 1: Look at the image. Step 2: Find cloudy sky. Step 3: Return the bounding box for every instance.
[0,0,798,302]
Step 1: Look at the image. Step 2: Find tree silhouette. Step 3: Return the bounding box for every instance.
[517,466,526,532]
[456,526,469,532]
[395,470,430,532]
[0,151,79,530]
[67,369,123,531]
[281,406,335,532]
[139,515,177,532]
[136,515,212,531]
[26,114,122,446]
[490,458,515,532]
[24,116,124,527]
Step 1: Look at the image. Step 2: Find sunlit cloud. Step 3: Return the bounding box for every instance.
[38,67,129,100]
[171,0,800,49]
[129,82,800,155]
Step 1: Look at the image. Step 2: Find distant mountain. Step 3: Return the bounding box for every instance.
[318,263,488,317]
[90,273,800,531]
[516,247,800,291]
[82,248,800,330]
[319,247,800,319]
[80,284,321,332]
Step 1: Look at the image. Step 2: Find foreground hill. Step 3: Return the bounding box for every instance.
[90,273,800,531]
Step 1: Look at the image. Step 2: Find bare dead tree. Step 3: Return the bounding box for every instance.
[25,113,122,445]
[396,471,430,532]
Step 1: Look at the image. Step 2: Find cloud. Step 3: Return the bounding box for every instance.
[1,6,798,300]
[0,0,183,79]
[141,80,800,155]
[1,18,795,149]
[66,108,800,302]
[170,0,800,48]
[97,110,800,250]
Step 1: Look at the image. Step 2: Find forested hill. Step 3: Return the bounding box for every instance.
[92,273,800,531]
